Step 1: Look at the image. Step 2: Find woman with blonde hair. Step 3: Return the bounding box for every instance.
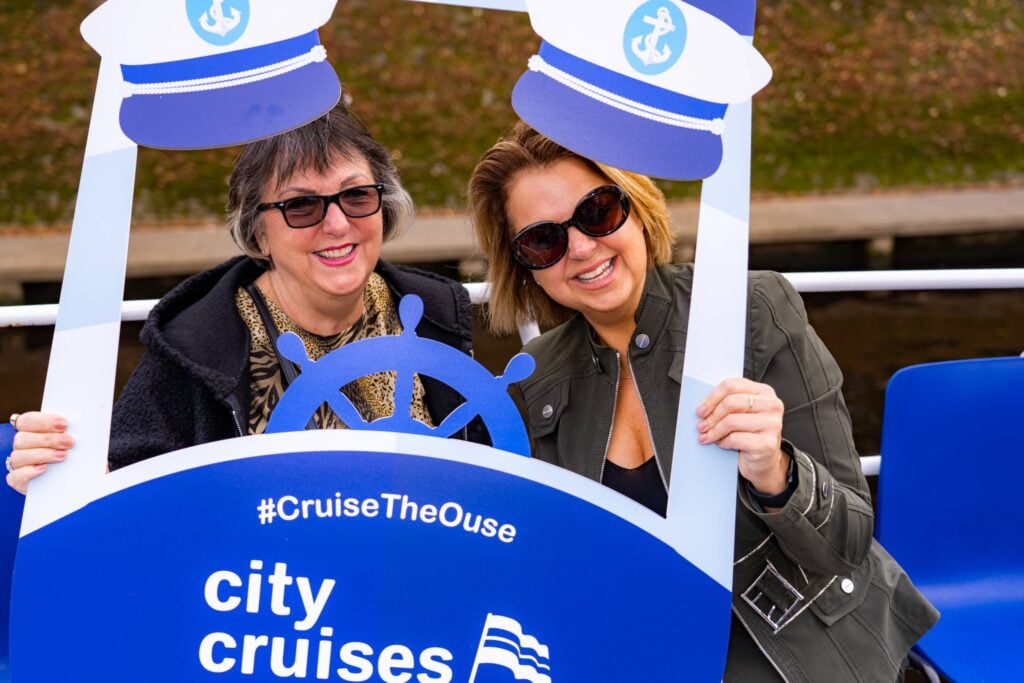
[468,120,937,681]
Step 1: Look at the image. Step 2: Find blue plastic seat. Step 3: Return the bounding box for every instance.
[0,423,22,682]
[876,356,1024,682]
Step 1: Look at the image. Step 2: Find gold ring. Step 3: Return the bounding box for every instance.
[9,413,21,430]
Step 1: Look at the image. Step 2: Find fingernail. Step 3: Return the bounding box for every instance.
[59,436,74,448]
[697,420,708,432]
[696,404,707,418]
[53,451,67,461]
[55,419,68,432]
[699,434,708,444]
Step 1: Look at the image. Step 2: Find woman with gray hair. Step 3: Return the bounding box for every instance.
[6,104,479,491]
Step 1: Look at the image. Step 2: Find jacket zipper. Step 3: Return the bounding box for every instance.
[600,352,670,493]
[627,355,669,494]
[732,606,790,682]
[230,408,245,438]
[598,351,623,484]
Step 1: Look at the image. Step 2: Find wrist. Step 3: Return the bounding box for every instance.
[746,448,797,509]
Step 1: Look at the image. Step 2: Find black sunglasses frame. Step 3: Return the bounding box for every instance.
[511,185,631,270]
[257,183,386,229]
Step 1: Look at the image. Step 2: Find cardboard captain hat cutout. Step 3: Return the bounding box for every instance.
[81,0,340,149]
[513,0,771,180]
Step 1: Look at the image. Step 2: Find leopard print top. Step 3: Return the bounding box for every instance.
[234,273,434,434]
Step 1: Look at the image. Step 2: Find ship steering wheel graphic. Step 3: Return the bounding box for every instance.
[265,294,536,456]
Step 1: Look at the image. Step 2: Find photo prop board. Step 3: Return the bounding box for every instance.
[12,0,764,680]
[20,0,344,535]
[512,0,769,181]
[0,427,18,677]
[13,432,730,681]
[509,0,770,671]
[93,0,342,150]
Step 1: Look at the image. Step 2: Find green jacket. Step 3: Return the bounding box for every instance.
[515,263,938,682]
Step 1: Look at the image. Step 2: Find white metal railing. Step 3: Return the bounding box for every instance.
[782,268,1024,292]
[4,268,1023,330]
[0,299,157,328]
[3,267,1023,477]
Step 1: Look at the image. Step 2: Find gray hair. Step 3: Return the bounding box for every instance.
[227,104,415,265]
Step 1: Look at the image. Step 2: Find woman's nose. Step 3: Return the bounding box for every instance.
[320,200,352,234]
[566,226,598,260]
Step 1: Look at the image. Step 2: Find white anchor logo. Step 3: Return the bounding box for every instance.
[199,0,242,37]
[630,7,676,66]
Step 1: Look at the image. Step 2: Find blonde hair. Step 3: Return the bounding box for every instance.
[468,121,674,335]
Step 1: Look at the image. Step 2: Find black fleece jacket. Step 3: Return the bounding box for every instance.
[108,256,481,470]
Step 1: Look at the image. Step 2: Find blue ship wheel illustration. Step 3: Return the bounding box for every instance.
[265,294,536,456]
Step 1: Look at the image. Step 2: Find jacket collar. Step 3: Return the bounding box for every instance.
[632,264,676,352]
[141,256,475,405]
[142,256,261,402]
[582,264,678,363]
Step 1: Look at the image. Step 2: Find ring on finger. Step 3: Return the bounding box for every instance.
[4,455,13,474]
[746,394,755,412]
[9,412,21,430]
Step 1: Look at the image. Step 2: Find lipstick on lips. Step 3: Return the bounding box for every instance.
[314,244,357,265]
[573,256,616,284]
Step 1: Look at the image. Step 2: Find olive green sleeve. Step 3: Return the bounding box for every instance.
[740,271,874,576]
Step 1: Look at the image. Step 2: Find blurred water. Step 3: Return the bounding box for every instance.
[1,289,1021,457]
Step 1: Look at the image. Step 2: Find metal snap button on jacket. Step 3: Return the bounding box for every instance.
[542,404,554,419]
[634,333,650,349]
[841,578,855,594]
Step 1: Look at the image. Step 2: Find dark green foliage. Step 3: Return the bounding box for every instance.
[0,0,1020,226]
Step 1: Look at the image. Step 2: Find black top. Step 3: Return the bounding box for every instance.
[602,457,668,517]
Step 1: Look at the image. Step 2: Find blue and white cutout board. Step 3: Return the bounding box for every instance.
[87,0,342,150]
[508,0,770,674]
[12,1,767,680]
[513,0,769,181]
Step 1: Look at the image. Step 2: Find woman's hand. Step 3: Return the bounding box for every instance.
[696,378,789,495]
[5,412,73,495]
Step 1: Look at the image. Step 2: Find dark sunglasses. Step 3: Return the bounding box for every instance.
[257,183,385,229]
[511,185,631,270]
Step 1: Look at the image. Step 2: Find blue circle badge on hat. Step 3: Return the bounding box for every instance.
[624,1,687,76]
[186,0,250,46]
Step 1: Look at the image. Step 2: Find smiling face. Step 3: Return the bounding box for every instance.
[256,153,383,331]
[505,158,650,333]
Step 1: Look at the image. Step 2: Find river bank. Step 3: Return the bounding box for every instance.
[1,185,1022,300]
[2,287,1022,459]
[2,183,1021,458]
